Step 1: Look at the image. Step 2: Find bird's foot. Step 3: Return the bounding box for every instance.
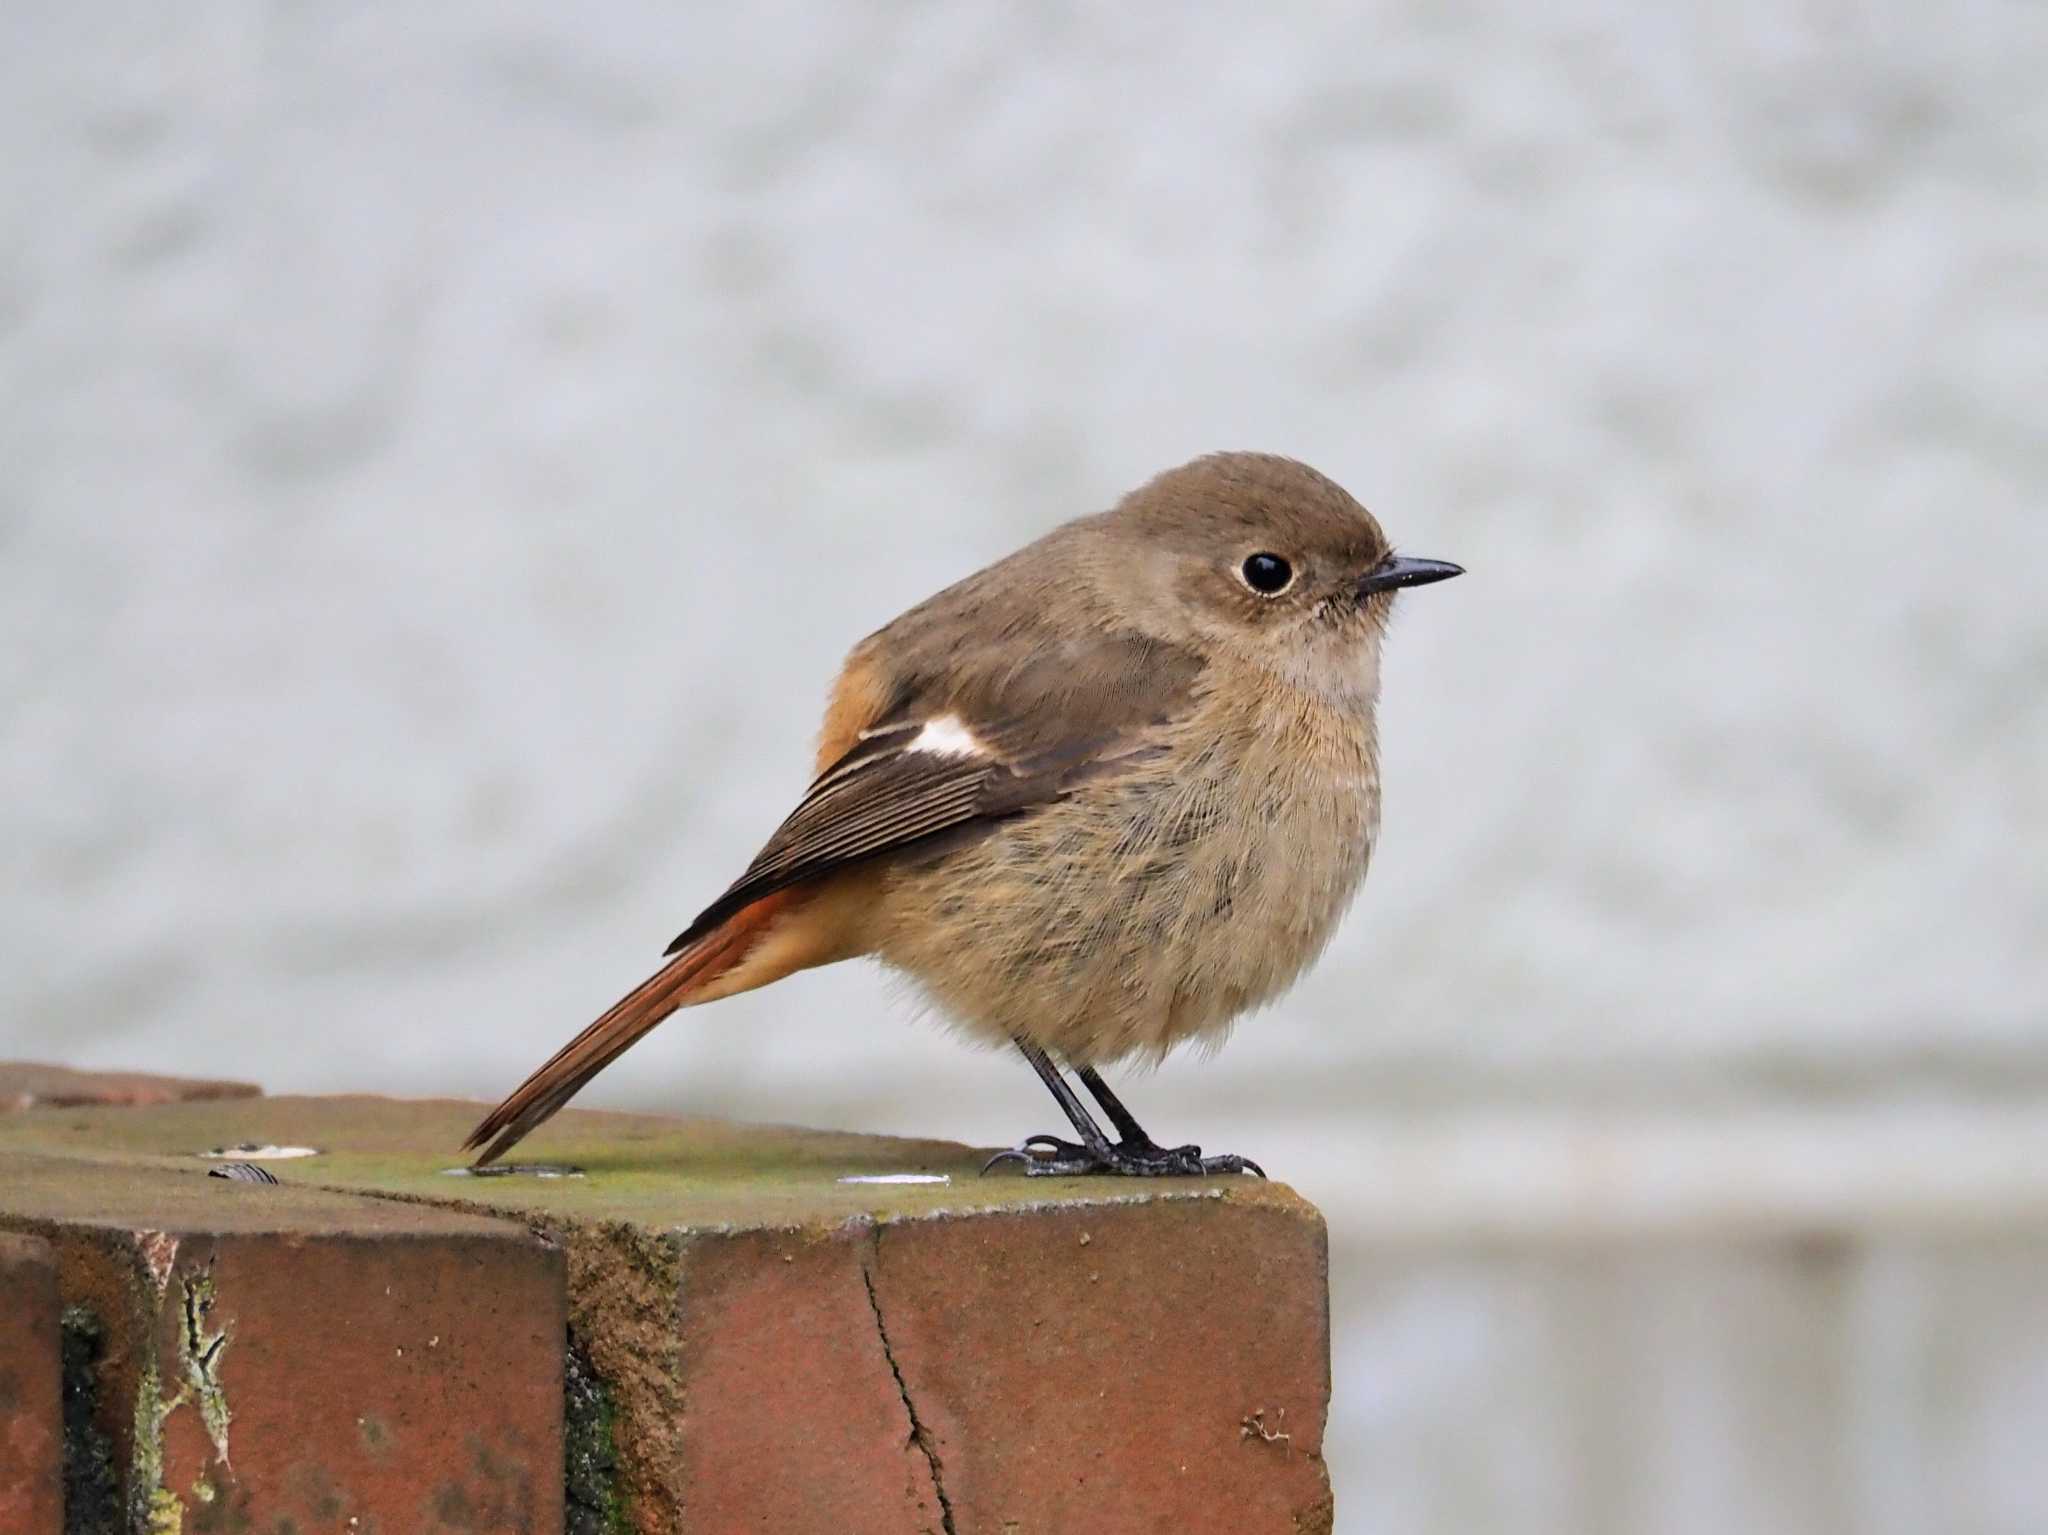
[981,1133,1265,1179]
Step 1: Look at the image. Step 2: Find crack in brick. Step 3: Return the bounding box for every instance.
[860,1248,957,1535]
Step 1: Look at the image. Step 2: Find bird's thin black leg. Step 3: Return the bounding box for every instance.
[981,1040,1119,1176]
[1073,1066,1150,1144]
[1076,1065,1265,1178]
[1020,1040,1118,1152]
[983,1043,1265,1178]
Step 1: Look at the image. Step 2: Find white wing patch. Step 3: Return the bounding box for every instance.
[908,715,985,759]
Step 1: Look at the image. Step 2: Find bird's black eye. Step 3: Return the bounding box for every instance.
[1240,552,1293,595]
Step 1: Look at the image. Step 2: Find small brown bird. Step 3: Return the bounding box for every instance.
[466,453,1460,1175]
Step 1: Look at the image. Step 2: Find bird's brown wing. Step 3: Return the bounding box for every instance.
[466,612,1203,1166]
[665,629,1205,953]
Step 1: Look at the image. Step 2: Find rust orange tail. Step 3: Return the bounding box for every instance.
[462,891,799,1166]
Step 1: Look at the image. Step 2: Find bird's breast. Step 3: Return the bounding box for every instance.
[872,677,1382,1063]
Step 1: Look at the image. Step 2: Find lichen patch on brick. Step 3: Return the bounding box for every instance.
[177,1259,234,1469]
[125,1256,236,1533]
[144,1483,183,1534]
[1241,1406,1294,1451]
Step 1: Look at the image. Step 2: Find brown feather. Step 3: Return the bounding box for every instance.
[814,651,899,774]
[464,888,803,1164]
[662,632,1204,956]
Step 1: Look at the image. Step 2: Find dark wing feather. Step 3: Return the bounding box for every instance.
[664,629,1204,955]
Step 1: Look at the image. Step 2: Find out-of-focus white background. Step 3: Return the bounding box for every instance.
[4,6,2044,1532]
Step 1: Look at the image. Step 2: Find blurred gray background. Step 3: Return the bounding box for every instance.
[4,4,2045,1532]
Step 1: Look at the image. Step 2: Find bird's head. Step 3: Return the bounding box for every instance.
[1096,452,1461,700]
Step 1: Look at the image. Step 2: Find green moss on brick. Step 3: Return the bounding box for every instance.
[61,1304,123,1535]
[563,1332,628,1535]
[129,1354,174,1535]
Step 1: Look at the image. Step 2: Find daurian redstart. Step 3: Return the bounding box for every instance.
[467,453,1461,1176]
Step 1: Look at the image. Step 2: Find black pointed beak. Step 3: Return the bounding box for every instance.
[1359,554,1464,598]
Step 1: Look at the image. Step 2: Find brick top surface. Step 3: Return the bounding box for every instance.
[0,1093,1319,1235]
[0,1060,260,1112]
[0,1152,540,1238]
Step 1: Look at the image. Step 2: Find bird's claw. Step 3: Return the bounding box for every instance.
[980,1142,1102,1177]
[1197,1152,1267,1178]
[980,1135,1267,1179]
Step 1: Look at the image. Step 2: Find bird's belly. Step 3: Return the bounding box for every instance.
[876,743,1380,1064]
